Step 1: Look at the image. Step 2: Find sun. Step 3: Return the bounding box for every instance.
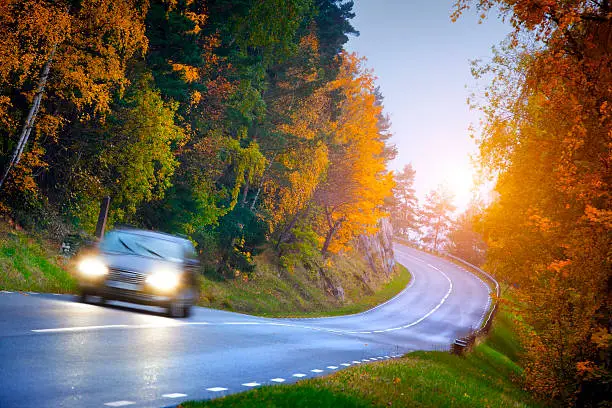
[444,165,476,211]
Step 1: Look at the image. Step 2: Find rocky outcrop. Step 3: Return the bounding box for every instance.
[357,217,395,278]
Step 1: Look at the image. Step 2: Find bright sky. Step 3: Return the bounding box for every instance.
[346,0,511,212]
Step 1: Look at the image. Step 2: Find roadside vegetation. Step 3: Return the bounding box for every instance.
[201,261,411,317]
[0,222,76,293]
[0,218,409,318]
[181,311,541,408]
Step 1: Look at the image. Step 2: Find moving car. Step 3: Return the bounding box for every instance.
[76,228,199,317]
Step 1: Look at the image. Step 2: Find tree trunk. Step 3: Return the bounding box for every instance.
[321,209,345,257]
[275,204,310,251]
[0,45,56,191]
[433,214,441,251]
[250,159,274,210]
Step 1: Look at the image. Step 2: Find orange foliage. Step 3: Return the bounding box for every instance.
[459,0,611,404]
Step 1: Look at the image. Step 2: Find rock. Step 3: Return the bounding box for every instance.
[358,218,395,277]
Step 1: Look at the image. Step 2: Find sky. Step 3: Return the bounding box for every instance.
[346,0,512,212]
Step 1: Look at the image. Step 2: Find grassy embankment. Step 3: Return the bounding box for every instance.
[0,223,77,293]
[181,311,541,408]
[0,222,411,318]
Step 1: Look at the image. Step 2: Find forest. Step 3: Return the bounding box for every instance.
[0,0,395,275]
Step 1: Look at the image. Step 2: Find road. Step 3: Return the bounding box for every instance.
[0,244,491,407]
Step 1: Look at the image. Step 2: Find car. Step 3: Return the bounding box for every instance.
[76,228,200,318]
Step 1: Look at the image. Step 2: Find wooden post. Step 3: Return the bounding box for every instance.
[95,196,111,240]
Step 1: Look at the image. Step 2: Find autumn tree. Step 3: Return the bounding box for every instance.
[389,164,419,237]
[455,0,611,404]
[313,52,394,255]
[420,185,456,251]
[447,199,486,266]
[0,0,147,191]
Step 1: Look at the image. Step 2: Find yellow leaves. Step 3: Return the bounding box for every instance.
[171,62,200,83]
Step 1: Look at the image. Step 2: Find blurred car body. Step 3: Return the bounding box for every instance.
[76,228,199,317]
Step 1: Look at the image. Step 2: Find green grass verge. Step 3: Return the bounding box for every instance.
[0,225,77,293]
[198,263,411,318]
[181,312,541,408]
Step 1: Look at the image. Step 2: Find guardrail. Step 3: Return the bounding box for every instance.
[393,239,501,355]
[442,253,500,355]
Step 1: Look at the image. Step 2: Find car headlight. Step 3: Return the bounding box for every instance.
[146,268,180,291]
[78,257,108,277]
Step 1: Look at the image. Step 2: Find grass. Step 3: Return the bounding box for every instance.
[198,256,411,318]
[181,312,542,408]
[0,224,77,293]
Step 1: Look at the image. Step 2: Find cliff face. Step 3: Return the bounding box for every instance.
[357,217,396,278]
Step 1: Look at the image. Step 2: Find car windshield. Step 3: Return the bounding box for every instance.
[100,231,184,262]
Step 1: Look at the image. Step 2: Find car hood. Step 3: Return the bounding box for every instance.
[99,252,181,274]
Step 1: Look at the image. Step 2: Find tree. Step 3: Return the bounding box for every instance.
[311,53,394,255]
[447,199,486,266]
[0,0,148,193]
[455,0,611,404]
[389,164,419,237]
[420,185,456,251]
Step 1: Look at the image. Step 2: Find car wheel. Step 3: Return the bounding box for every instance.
[183,305,192,318]
[168,300,185,318]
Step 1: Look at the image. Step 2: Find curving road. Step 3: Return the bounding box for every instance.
[0,244,491,407]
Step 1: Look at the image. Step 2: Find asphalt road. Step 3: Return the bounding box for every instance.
[0,244,491,407]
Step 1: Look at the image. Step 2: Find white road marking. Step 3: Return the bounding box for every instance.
[32,325,130,333]
[162,393,187,398]
[28,292,38,295]
[292,373,306,378]
[310,369,324,373]
[1,290,13,293]
[104,401,135,407]
[242,382,260,387]
[52,293,61,296]
[352,361,361,364]
[341,363,351,366]
[223,322,260,325]
[206,387,228,392]
[270,378,285,383]
[327,366,338,369]
[361,359,369,362]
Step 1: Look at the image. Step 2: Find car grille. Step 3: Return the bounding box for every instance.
[107,268,146,285]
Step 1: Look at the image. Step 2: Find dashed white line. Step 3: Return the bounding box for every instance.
[206,387,228,392]
[310,369,324,373]
[242,382,260,387]
[162,393,187,398]
[352,361,361,364]
[292,373,306,378]
[327,366,338,369]
[270,378,285,383]
[1,290,13,293]
[104,401,135,407]
[341,363,351,366]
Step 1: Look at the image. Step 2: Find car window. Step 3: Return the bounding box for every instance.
[100,231,184,262]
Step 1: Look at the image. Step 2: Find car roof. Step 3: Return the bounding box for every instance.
[110,228,193,246]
